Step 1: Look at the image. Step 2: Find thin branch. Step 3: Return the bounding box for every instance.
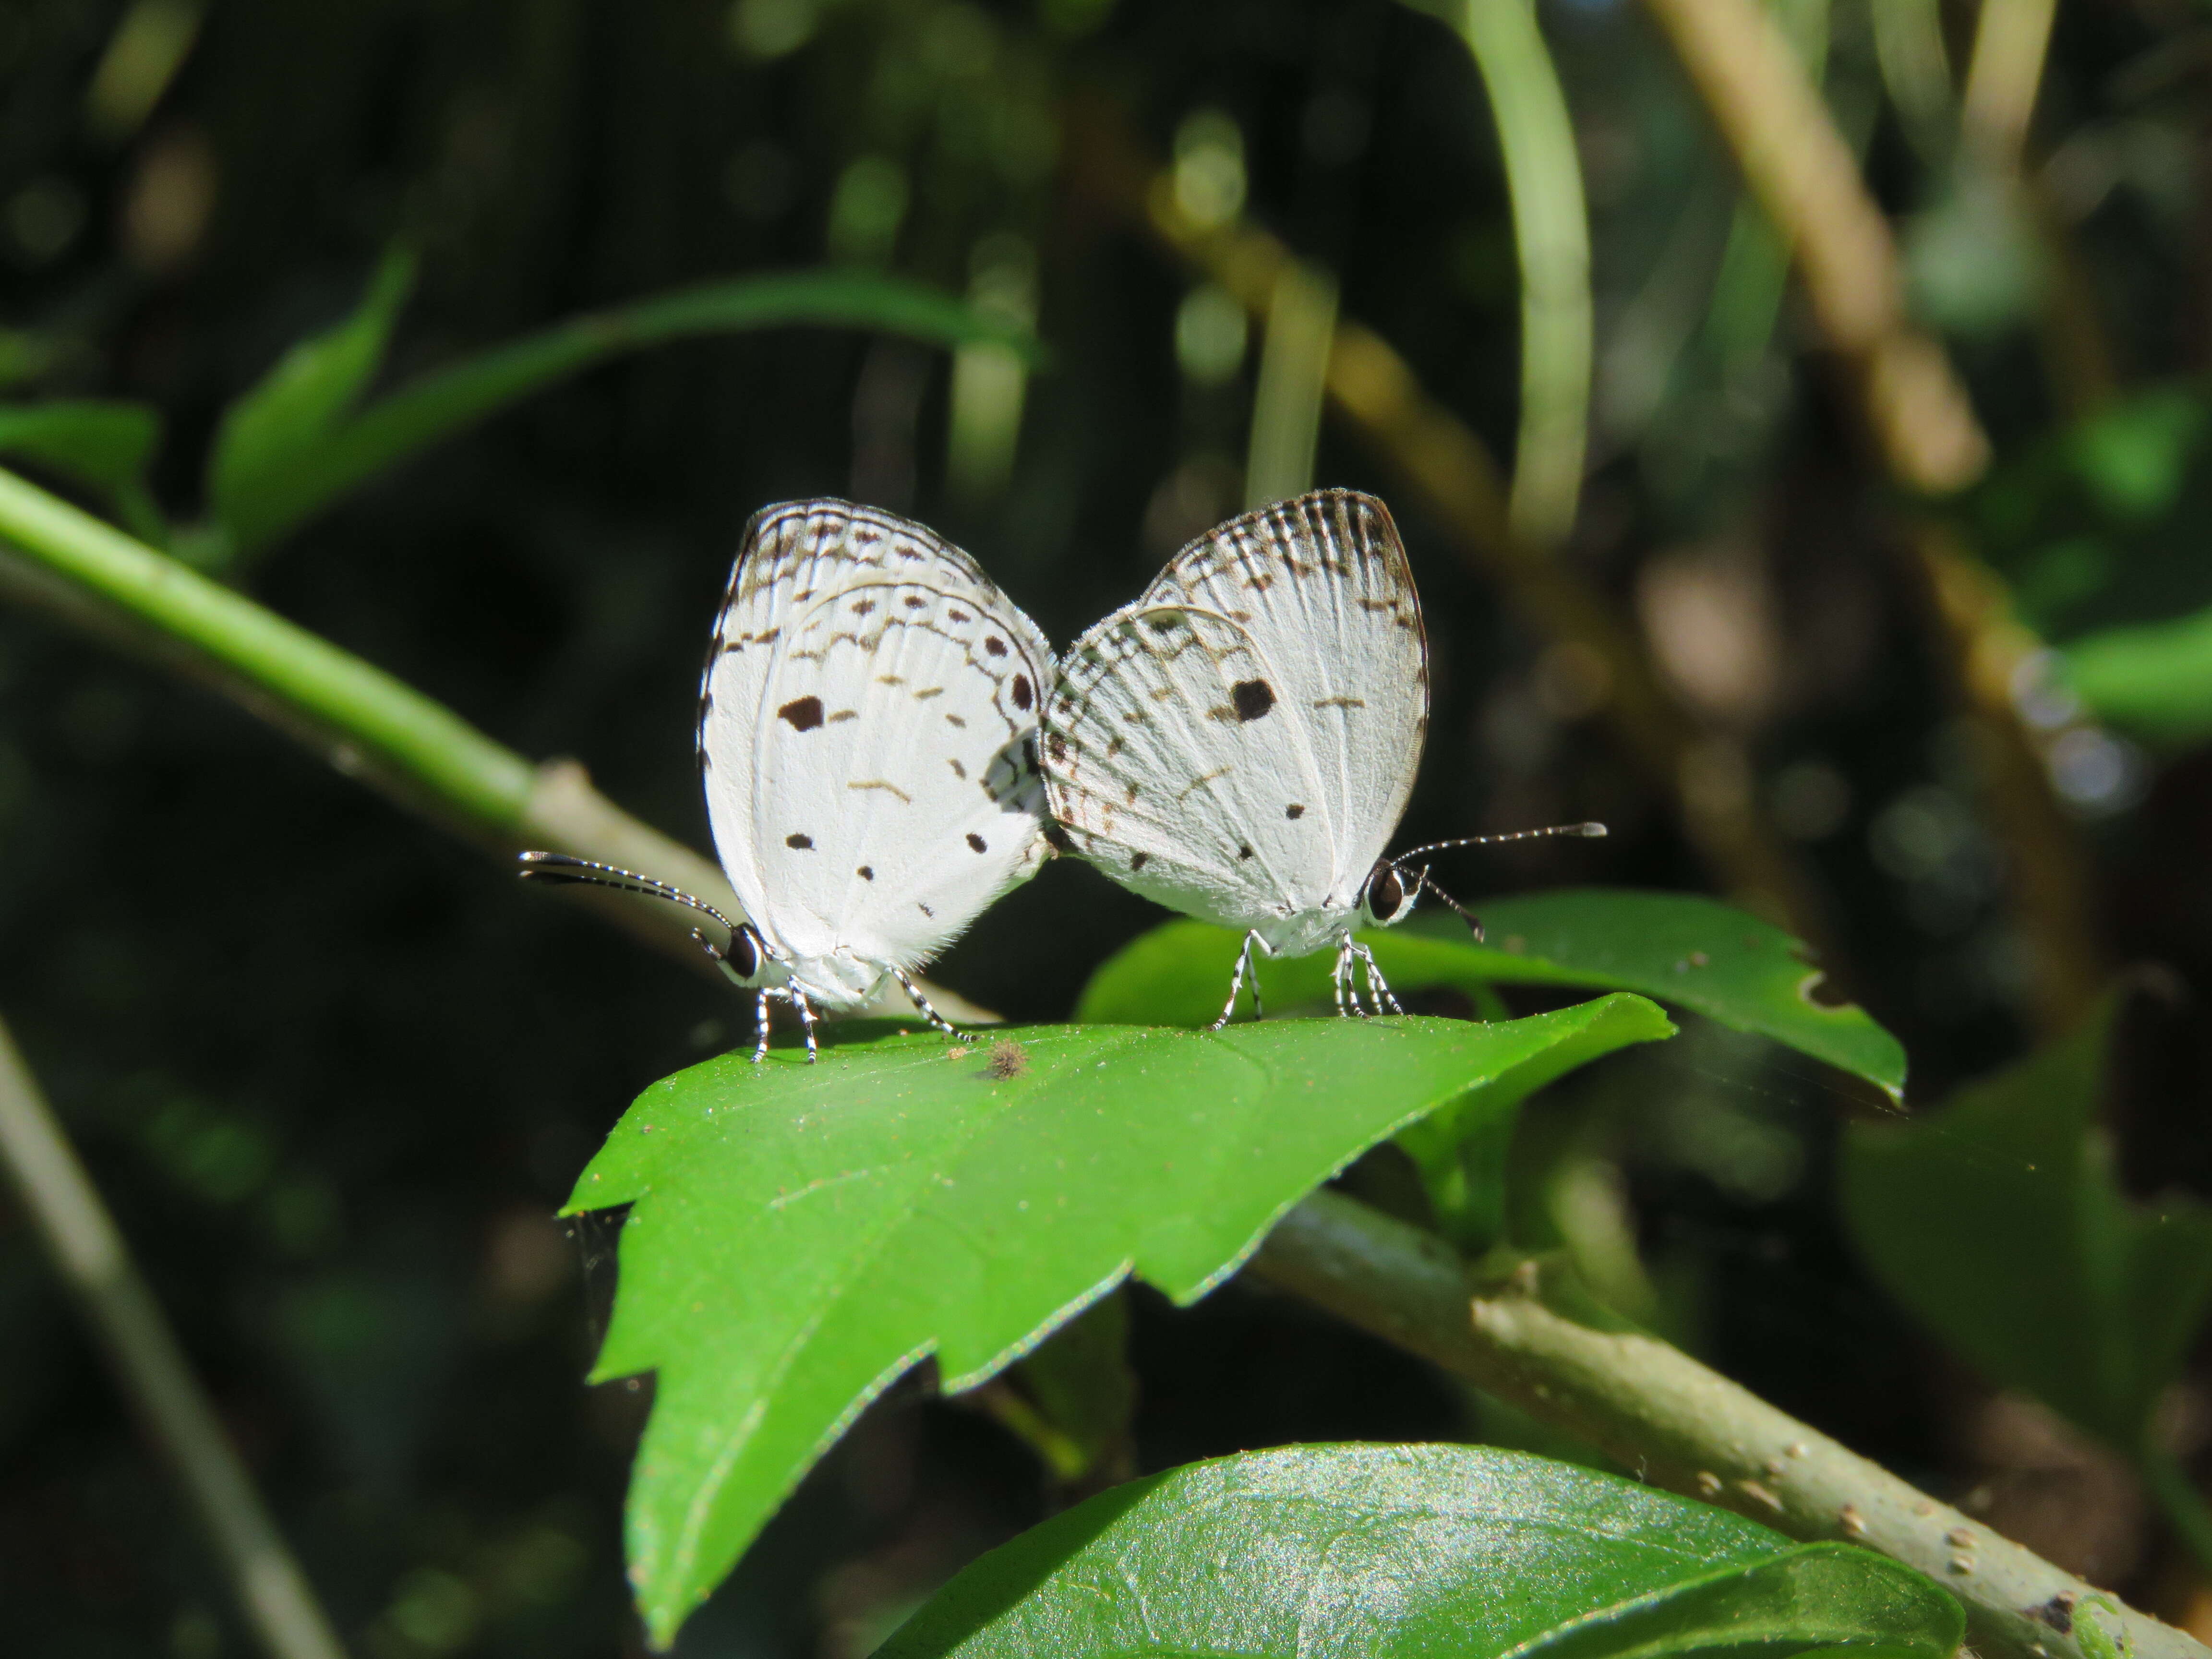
[1634,0,2108,1028]
[1961,0,2058,168]
[0,466,988,1022]
[0,1015,348,1659]
[1253,1189,2209,1659]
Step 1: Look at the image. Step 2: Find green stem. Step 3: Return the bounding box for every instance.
[1252,1189,2210,1659]
[1409,0,1593,547]
[0,465,992,1022]
[0,1016,348,1659]
[0,464,532,828]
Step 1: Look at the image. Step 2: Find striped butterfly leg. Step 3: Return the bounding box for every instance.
[1211,930,1268,1031]
[889,965,963,1040]
[1331,935,1369,1017]
[750,985,822,1063]
[1350,939,1405,1016]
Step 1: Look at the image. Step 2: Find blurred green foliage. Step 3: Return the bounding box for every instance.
[1,0,2211,1651]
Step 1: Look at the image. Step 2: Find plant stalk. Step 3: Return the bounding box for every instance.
[1252,1189,2209,1659]
[0,1016,349,1659]
[0,467,990,1021]
[1404,0,1594,547]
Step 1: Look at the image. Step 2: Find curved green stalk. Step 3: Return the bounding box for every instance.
[0,464,533,826]
[1405,0,1593,548]
[203,270,1043,565]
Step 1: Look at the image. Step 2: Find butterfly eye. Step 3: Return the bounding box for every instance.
[1365,863,1407,924]
[729,925,763,979]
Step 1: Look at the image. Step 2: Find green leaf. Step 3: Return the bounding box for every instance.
[1839,996,2212,1452]
[569,1002,1673,1646]
[0,400,160,494]
[2062,605,2212,747]
[209,245,416,551]
[877,1443,1965,1659]
[204,263,1043,563]
[0,400,166,541]
[1077,890,1905,1102]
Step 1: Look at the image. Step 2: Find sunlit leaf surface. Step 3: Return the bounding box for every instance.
[569,1002,1672,1644]
[1078,889,1904,1100]
[878,1443,1965,1659]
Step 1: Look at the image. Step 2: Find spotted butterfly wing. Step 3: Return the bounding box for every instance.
[700,499,1053,1009]
[1042,490,1427,959]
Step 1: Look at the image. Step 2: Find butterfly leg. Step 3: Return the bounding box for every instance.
[1351,941,1405,1016]
[1211,931,1265,1031]
[751,987,776,1063]
[1333,935,1374,1017]
[791,987,820,1062]
[889,965,962,1039]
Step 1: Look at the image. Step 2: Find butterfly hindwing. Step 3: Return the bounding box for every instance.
[701,501,1051,999]
[1043,489,1427,939]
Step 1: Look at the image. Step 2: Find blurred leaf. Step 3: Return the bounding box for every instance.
[0,401,160,495]
[0,330,61,390]
[1903,168,2044,338]
[2069,388,2208,522]
[208,245,416,552]
[1968,381,2212,641]
[1840,996,2212,1452]
[204,262,1043,565]
[876,1443,1965,1659]
[1076,890,1905,1102]
[0,400,166,541]
[568,1003,1672,1645]
[2062,604,2212,746]
[1003,1289,1135,1487]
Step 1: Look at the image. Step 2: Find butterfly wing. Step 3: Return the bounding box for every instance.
[700,500,1053,1003]
[1043,489,1427,942]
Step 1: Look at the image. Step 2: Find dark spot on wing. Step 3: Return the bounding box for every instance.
[1130,852,1149,870]
[904,594,929,609]
[1232,679,1276,721]
[918,901,935,917]
[786,833,814,849]
[966,833,987,853]
[1011,673,1034,711]
[1047,733,1067,761]
[949,758,967,780]
[851,600,874,615]
[984,636,1007,656]
[948,608,969,623]
[1238,843,1254,860]
[779,696,824,732]
[1286,804,1305,819]
[858,866,874,880]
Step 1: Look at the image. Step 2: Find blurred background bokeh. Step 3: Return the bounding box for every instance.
[2,0,2210,1652]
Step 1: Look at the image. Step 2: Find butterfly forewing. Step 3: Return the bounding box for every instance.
[1043,490,1427,938]
[700,501,1052,998]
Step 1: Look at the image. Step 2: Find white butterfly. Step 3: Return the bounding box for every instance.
[1041,488,1601,1026]
[521,499,1054,1060]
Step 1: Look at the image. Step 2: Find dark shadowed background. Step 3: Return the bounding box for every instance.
[2,0,2209,1653]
